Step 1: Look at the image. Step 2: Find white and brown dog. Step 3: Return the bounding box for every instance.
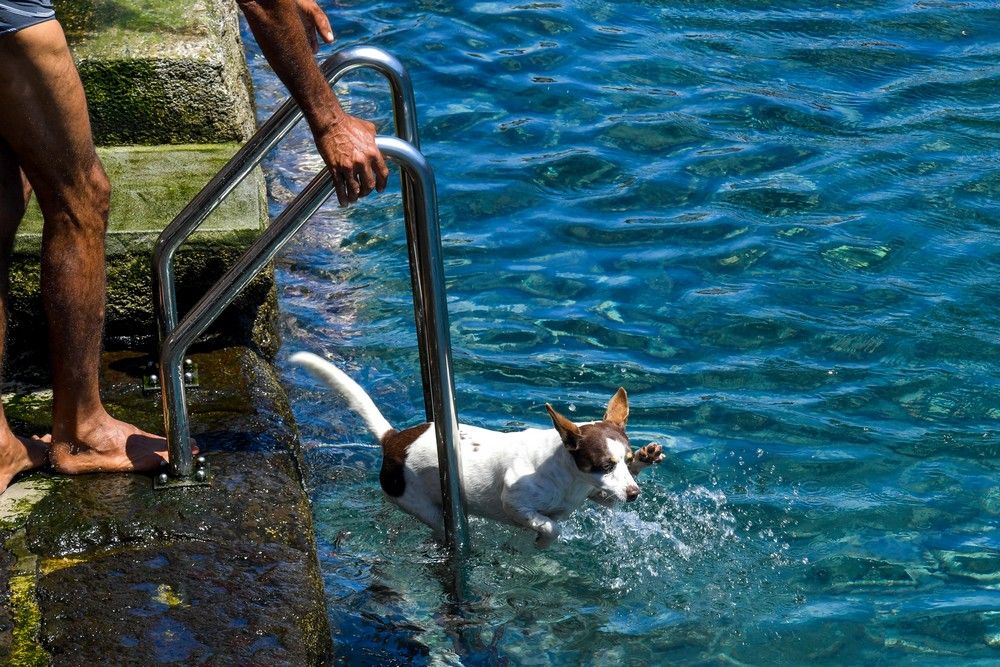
[292,352,664,547]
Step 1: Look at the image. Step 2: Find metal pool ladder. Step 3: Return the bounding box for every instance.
[151,46,472,558]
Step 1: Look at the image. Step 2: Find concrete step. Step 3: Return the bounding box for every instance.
[13,143,277,365]
[56,0,256,145]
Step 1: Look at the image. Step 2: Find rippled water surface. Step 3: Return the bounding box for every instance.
[244,1,1000,663]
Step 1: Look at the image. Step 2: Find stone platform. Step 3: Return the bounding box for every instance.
[0,0,335,663]
[0,348,331,664]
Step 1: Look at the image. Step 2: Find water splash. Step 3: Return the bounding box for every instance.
[559,481,795,622]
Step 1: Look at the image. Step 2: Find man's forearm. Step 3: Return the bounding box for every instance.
[237,0,344,134]
[236,0,388,205]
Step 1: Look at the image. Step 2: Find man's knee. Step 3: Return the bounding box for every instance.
[37,159,111,233]
[86,162,111,225]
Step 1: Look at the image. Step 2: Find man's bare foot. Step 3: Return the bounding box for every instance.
[0,430,48,494]
[48,414,195,475]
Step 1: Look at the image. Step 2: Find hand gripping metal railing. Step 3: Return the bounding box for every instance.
[151,47,471,558]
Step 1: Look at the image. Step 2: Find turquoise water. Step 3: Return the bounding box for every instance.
[245,1,1000,663]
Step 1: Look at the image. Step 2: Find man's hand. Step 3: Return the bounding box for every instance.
[296,0,333,53]
[292,2,388,206]
[238,0,389,208]
[316,115,390,207]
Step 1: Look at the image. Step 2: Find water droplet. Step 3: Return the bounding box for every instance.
[568,403,577,412]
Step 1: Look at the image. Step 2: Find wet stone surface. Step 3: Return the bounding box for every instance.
[37,510,327,666]
[0,346,330,665]
[23,452,312,565]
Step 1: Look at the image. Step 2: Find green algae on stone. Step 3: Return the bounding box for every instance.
[55,0,198,43]
[0,478,58,535]
[8,574,48,667]
[2,391,55,438]
[5,530,49,666]
[56,0,255,145]
[19,144,265,239]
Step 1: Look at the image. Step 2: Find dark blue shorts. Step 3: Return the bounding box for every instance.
[0,0,55,36]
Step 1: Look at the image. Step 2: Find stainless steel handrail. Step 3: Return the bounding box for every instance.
[151,50,471,557]
[154,46,417,340]
[154,46,438,437]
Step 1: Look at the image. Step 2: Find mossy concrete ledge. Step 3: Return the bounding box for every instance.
[0,348,332,664]
[12,144,278,364]
[55,0,256,145]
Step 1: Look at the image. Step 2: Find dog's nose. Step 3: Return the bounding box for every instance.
[626,485,640,502]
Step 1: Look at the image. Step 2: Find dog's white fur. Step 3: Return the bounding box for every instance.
[292,351,656,547]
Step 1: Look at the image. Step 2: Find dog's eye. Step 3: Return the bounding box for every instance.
[599,461,617,474]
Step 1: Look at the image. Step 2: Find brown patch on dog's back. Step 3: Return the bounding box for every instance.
[379,423,431,497]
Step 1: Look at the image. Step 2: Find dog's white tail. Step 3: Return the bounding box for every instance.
[290,352,394,440]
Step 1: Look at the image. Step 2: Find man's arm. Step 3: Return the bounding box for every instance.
[236,0,389,207]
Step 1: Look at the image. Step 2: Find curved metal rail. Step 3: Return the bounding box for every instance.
[151,49,471,558]
[154,46,436,418]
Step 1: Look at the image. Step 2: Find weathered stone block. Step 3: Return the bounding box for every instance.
[13,144,278,366]
[56,0,256,145]
[19,144,265,238]
[38,539,329,665]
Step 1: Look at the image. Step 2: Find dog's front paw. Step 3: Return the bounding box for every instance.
[637,442,665,465]
[534,521,559,549]
[629,442,666,476]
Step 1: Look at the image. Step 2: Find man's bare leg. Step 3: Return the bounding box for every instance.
[0,141,48,491]
[0,21,174,473]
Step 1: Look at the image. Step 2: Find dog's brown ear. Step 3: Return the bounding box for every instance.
[604,387,629,428]
[546,403,581,449]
